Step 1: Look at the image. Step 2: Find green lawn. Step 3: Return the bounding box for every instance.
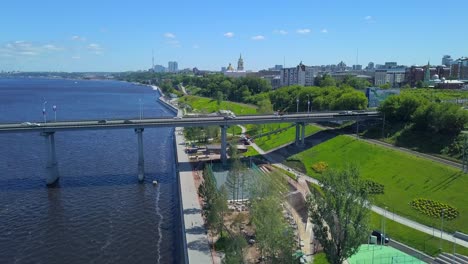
[179,95,257,115]
[312,253,330,264]
[290,135,468,233]
[253,124,322,151]
[242,146,260,157]
[370,212,468,257]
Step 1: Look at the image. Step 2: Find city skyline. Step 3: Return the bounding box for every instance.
[1,0,467,72]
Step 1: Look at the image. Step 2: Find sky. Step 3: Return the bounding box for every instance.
[1,0,467,72]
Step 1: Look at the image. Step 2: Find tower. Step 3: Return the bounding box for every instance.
[237,54,244,71]
[152,49,154,70]
[424,61,431,83]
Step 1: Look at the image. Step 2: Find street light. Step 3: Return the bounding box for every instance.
[383,207,387,246]
[296,97,299,113]
[307,95,310,114]
[440,209,445,251]
[139,99,143,120]
[53,105,57,122]
[42,100,47,123]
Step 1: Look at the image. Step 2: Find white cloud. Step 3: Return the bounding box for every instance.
[251,35,265,41]
[43,44,62,51]
[321,29,328,33]
[164,32,176,39]
[364,15,372,20]
[223,32,234,38]
[0,41,62,57]
[296,28,311,34]
[71,35,86,41]
[273,30,288,35]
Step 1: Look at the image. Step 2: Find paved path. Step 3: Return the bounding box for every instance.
[175,127,213,263]
[243,125,468,248]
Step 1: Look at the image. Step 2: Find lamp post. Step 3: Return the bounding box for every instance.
[42,100,47,123]
[296,97,299,113]
[53,105,57,122]
[139,99,142,120]
[383,207,387,246]
[307,95,310,114]
[440,209,445,251]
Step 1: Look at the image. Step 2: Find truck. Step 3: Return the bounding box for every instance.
[218,110,236,119]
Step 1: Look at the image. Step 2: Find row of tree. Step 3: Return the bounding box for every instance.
[379,93,468,135]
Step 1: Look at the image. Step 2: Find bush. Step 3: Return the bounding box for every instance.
[312,161,329,174]
[410,198,459,220]
[362,180,384,195]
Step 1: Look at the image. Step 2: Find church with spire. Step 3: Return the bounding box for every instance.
[224,54,247,78]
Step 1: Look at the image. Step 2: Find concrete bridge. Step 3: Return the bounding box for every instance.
[0,111,379,185]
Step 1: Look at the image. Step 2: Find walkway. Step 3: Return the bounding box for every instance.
[241,125,468,249]
[175,126,213,263]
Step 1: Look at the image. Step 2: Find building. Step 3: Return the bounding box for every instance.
[237,54,244,71]
[442,55,454,66]
[352,64,363,71]
[248,70,282,89]
[153,65,166,73]
[451,57,468,80]
[269,65,283,71]
[281,62,317,87]
[374,69,406,87]
[224,55,247,78]
[406,63,451,87]
[367,62,375,70]
[168,61,178,72]
[384,62,398,68]
[221,67,227,73]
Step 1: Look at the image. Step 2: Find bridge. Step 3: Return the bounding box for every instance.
[0,111,380,185]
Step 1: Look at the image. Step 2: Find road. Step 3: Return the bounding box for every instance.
[0,111,379,133]
[244,127,468,249]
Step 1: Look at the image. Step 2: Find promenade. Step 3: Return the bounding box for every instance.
[175,125,213,263]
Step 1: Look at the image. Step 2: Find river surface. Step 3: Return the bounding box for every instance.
[0,78,180,263]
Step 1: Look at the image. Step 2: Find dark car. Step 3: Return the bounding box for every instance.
[371,230,389,244]
[123,120,133,124]
[98,120,107,124]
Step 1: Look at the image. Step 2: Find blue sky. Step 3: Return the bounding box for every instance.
[1,0,467,72]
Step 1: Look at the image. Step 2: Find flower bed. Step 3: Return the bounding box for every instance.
[362,180,384,195]
[410,198,459,220]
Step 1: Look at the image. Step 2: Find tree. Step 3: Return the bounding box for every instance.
[318,74,336,87]
[199,166,229,235]
[416,80,424,88]
[307,166,370,264]
[223,234,248,264]
[379,83,391,89]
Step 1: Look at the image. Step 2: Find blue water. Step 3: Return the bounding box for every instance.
[0,78,180,263]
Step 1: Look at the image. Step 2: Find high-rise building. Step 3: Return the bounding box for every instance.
[352,65,363,71]
[451,57,468,80]
[153,65,166,73]
[168,61,178,72]
[367,62,375,70]
[442,55,454,66]
[374,69,406,87]
[281,62,317,87]
[384,62,398,68]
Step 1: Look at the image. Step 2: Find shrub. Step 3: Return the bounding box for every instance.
[362,180,384,195]
[312,161,329,174]
[410,198,459,220]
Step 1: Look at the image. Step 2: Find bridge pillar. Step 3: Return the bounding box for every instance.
[221,125,227,165]
[135,128,144,181]
[41,132,60,185]
[295,123,301,146]
[301,122,306,146]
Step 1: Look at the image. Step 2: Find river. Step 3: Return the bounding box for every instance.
[0,78,180,263]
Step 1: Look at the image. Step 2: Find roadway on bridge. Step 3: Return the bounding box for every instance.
[0,111,379,133]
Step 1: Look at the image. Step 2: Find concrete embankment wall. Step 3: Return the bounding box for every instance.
[153,86,179,115]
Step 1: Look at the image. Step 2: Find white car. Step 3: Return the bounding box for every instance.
[21,122,33,126]
[173,116,182,119]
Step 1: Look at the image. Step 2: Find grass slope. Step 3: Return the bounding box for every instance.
[254,124,322,151]
[370,212,468,257]
[180,95,257,115]
[291,135,468,233]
